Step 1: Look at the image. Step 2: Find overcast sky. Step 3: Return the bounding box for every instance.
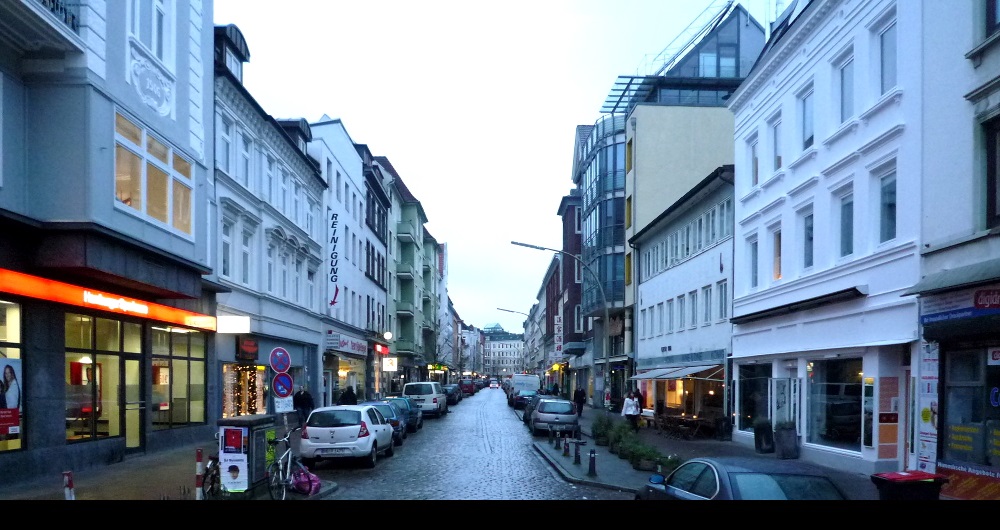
[212,0,773,333]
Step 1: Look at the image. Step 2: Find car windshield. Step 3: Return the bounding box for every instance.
[388,398,409,410]
[372,404,396,418]
[538,401,574,414]
[307,409,361,428]
[519,391,537,397]
[404,384,433,395]
[731,473,845,500]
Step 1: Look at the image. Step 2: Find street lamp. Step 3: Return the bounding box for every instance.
[511,240,611,408]
[497,307,529,317]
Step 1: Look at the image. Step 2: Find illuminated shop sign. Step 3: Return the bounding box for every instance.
[0,268,216,331]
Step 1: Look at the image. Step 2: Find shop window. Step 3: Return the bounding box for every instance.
[805,357,863,451]
[942,349,1000,467]
[222,363,266,418]
[738,363,773,431]
[0,300,23,452]
[152,326,207,430]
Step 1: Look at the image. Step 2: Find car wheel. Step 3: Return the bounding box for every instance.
[363,444,377,468]
[402,429,408,439]
[385,440,395,457]
[418,418,424,429]
[394,433,404,446]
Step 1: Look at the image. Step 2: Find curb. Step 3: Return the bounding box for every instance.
[531,442,639,495]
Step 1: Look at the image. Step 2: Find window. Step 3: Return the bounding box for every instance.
[772,120,782,171]
[264,156,275,202]
[772,228,782,281]
[221,221,232,278]
[879,171,897,243]
[0,301,22,452]
[803,211,815,269]
[281,254,289,298]
[625,196,632,230]
[281,171,289,215]
[292,182,301,226]
[657,302,664,335]
[801,91,814,150]
[241,231,252,285]
[150,324,207,430]
[294,259,302,304]
[717,280,729,320]
[986,118,1000,229]
[702,286,712,324]
[224,47,242,81]
[217,117,231,174]
[115,112,193,234]
[667,299,675,333]
[266,246,274,293]
[839,57,854,123]
[575,305,583,333]
[749,238,759,288]
[839,193,855,257]
[989,0,1000,34]
[128,0,173,66]
[879,22,897,95]
[689,291,698,328]
[750,140,760,186]
[625,252,632,286]
[640,309,647,339]
[239,134,252,188]
[678,295,686,329]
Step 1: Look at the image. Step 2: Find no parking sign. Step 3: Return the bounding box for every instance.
[272,373,293,399]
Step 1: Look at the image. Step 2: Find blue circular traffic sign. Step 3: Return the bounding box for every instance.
[269,347,291,373]
[272,373,293,398]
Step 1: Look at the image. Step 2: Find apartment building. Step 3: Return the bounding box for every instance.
[0,0,217,481]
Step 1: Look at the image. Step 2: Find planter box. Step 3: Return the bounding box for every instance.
[754,425,775,454]
[774,428,799,459]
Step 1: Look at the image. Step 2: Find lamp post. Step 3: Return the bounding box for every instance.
[511,240,611,409]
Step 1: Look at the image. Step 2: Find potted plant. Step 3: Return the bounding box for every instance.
[608,420,632,453]
[774,420,799,459]
[655,454,682,474]
[592,414,614,446]
[753,417,775,454]
[617,432,639,460]
[629,443,662,471]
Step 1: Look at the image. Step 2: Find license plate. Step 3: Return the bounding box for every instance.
[552,424,572,431]
[320,448,348,454]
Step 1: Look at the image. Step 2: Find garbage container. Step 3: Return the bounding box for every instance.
[870,470,948,500]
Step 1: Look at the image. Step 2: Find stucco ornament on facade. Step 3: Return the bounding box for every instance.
[129,43,174,117]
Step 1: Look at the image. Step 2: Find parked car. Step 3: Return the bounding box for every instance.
[298,405,394,469]
[443,383,464,405]
[459,378,476,396]
[386,396,423,433]
[360,400,407,446]
[402,381,448,418]
[634,456,848,500]
[511,389,537,410]
[527,398,579,437]
[522,393,548,425]
[489,379,499,389]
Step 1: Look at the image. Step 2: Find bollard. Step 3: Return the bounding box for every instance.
[587,449,597,477]
[574,442,582,465]
[562,434,570,457]
[554,433,562,450]
[195,448,204,500]
[63,471,75,500]
[549,428,555,445]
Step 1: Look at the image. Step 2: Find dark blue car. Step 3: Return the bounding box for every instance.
[360,400,407,446]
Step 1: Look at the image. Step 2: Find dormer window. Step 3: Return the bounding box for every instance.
[225,47,243,82]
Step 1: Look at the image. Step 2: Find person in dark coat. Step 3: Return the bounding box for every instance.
[337,385,357,405]
[634,386,645,412]
[293,386,314,424]
[573,387,587,417]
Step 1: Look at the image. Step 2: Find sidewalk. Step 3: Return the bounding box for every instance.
[532,406,880,500]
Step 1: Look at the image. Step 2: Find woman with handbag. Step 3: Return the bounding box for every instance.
[620,391,641,433]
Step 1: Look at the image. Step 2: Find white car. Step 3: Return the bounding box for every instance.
[489,379,499,389]
[298,405,395,469]
[402,381,448,418]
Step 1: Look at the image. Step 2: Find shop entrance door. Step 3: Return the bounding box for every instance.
[124,358,145,454]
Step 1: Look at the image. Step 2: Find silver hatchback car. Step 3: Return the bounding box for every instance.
[528,398,579,437]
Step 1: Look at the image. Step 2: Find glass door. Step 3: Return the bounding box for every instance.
[124,358,145,453]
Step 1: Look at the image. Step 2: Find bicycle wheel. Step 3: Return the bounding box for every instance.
[267,462,287,501]
[202,461,221,500]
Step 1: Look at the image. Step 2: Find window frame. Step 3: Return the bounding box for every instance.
[986,117,1000,229]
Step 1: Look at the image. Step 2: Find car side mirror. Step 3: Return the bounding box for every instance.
[649,473,666,485]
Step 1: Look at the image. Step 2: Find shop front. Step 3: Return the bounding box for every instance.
[323,330,368,404]
[216,334,313,424]
[0,268,217,484]
[917,283,1000,500]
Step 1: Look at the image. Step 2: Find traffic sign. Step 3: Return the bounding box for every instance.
[269,347,290,373]
[272,372,293,398]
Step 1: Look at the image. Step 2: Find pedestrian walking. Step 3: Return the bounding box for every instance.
[573,387,587,417]
[337,385,357,405]
[621,391,641,433]
[633,386,644,412]
[293,386,315,425]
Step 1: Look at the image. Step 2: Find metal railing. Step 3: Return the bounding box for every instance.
[37,0,79,32]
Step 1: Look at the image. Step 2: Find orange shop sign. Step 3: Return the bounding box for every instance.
[0,268,216,331]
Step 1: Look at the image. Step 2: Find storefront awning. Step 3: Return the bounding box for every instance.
[657,364,723,381]
[630,367,681,380]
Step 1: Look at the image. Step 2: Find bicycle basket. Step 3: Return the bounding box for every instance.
[292,469,321,496]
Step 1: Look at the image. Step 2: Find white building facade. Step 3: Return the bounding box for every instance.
[728,0,921,476]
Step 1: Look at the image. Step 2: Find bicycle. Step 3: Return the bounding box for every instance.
[201,453,227,500]
[266,426,309,500]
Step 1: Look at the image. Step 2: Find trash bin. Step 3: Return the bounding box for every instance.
[714,417,733,441]
[870,470,948,500]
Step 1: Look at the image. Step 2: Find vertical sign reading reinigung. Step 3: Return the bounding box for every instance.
[329,211,340,308]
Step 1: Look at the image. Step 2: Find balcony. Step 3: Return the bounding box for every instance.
[396,300,415,316]
[397,259,416,280]
[0,0,84,56]
[397,220,417,243]
[395,339,416,353]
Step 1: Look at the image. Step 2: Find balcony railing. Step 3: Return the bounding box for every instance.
[397,259,415,279]
[37,0,78,32]
[395,339,416,352]
[397,220,416,242]
[396,300,415,315]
